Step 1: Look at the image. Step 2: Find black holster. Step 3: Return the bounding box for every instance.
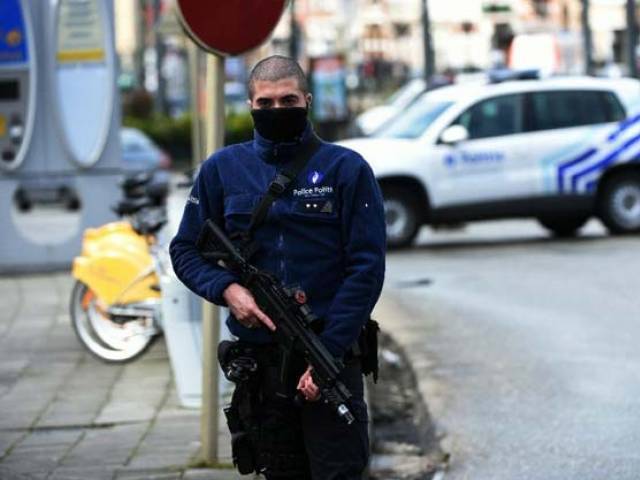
[219,341,261,475]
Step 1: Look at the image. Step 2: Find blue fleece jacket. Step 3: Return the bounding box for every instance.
[169,125,386,357]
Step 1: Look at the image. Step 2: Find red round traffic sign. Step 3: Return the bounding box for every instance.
[176,0,288,56]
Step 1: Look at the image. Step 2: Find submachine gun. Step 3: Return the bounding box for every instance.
[196,219,355,425]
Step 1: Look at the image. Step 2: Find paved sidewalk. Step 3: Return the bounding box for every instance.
[0,273,244,480]
[0,273,423,480]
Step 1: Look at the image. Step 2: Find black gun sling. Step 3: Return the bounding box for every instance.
[247,133,322,236]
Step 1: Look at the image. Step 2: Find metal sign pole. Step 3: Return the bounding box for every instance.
[581,0,594,76]
[200,53,225,466]
[421,0,435,83]
[187,43,203,167]
[175,0,287,467]
[627,0,638,78]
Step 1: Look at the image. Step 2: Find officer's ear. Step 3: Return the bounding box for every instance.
[305,93,312,109]
[246,98,253,109]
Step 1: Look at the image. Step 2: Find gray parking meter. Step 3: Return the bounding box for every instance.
[0,0,122,272]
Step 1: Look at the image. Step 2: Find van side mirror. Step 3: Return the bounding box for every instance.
[440,125,469,145]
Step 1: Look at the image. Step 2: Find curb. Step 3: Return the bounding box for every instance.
[373,292,451,476]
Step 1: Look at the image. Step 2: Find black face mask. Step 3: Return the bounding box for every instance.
[251,107,308,143]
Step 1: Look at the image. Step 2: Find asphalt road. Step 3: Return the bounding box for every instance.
[384,219,640,480]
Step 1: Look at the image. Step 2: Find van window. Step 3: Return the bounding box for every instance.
[600,91,626,121]
[526,90,625,132]
[453,94,524,140]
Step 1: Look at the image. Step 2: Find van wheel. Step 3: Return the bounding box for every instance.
[383,187,420,249]
[598,173,640,234]
[537,215,588,237]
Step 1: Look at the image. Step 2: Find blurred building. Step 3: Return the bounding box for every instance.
[430,1,582,73]
[263,0,638,77]
[265,1,355,62]
[111,0,639,106]
[590,0,638,73]
[350,0,423,75]
[506,0,636,75]
[114,1,191,115]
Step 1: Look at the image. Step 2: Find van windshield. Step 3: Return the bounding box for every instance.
[374,99,453,139]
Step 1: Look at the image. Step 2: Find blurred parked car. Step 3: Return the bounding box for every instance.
[341,76,640,247]
[121,127,171,173]
[120,127,171,205]
[353,78,426,136]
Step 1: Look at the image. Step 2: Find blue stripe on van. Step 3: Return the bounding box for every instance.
[557,147,597,193]
[569,132,640,191]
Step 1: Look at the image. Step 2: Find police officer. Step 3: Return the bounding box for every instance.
[170,55,385,480]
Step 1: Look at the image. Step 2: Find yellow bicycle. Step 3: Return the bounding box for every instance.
[70,174,168,363]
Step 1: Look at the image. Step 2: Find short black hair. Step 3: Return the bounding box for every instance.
[248,55,308,99]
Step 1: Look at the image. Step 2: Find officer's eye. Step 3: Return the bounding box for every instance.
[282,95,298,106]
[256,98,273,108]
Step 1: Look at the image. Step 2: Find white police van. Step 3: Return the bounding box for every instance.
[340,76,640,247]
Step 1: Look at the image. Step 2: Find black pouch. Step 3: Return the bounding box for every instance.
[358,318,380,382]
